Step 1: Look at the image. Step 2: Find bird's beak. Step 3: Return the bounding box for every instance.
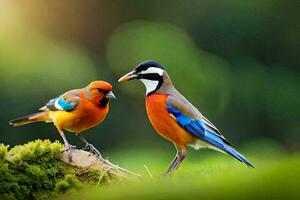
[118,71,138,83]
[105,91,116,99]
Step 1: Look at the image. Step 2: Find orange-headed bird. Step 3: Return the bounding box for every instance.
[9,81,116,160]
[119,61,254,174]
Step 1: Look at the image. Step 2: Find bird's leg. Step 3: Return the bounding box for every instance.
[173,150,187,171]
[164,152,181,175]
[58,129,76,162]
[164,146,187,175]
[76,134,102,158]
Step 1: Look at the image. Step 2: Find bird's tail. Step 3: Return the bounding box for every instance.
[221,143,254,168]
[203,130,255,168]
[9,112,50,126]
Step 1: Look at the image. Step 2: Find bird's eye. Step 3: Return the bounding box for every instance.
[98,89,104,93]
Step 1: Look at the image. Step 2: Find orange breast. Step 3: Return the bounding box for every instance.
[51,98,109,133]
[146,94,195,150]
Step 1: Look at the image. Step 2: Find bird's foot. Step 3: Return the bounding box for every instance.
[61,145,76,162]
[82,143,102,158]
[162,171,174,177]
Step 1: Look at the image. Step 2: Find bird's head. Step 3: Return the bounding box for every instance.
[87,81,116,107]
[118,60,168,95]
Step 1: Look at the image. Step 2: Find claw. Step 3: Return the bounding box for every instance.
[62,145,76,162]
[82,143,102,158]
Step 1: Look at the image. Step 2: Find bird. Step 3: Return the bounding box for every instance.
[9,81,116,161]
[118,60,254,174]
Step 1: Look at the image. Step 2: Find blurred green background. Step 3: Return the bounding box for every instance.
[0,0,299,157]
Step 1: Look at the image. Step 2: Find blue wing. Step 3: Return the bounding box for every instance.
[43,97,76,111]
[166,103,254,168]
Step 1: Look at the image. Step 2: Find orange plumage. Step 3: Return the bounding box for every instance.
[146,93,195,150]
[51,94,108,133]
[51,82,112,133]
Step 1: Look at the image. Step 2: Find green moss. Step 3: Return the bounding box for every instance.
[0,140,120,200]
[54,174,81,193]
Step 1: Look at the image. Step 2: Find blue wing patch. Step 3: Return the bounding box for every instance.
[46,97,76,111]
[166,103,254,167]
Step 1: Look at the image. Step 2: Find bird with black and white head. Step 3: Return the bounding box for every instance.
[118,60,166,95]
[119,60,254,174]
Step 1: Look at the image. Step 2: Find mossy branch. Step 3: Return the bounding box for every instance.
[0,140,139,200]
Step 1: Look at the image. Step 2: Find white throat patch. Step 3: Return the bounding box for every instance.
[138,67,164,95]
[140,79,159,95]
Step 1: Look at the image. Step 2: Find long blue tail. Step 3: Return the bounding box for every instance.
[166,103,254,168]
[204,130,254,168]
